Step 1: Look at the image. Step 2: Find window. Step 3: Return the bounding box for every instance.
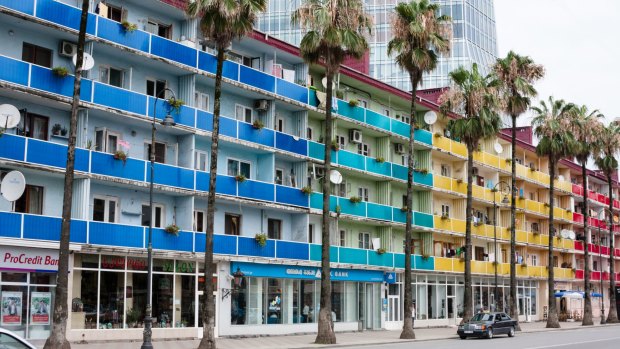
[22,43,52,68]
[146,20,172,39]
[227,159,251,179]
[14,185,44,215]
[336,135,346,149]
[308,224,314,243]
[441,204,450,218]
[145,142,167,163]
[275,116,285,132]
[95,128,119,154]
[474,246,485,261]
[306,127,313,140]
[397,114,411,124]
[195,92,210,112]
[440,164,451,177]
[357,143,370,156]
[275,168,284,185]
[225,214,241,235]
[102,3,123,22]
[141,204,164,228]
[403,239,420,254]
[401,155,408,166]
[146,79,167,97]
[402,195,408,208]
[235,104,253,123]
[333,181,347,197]
[339,230,346,246]
[99,66,124,88]
[358,232,370,249]
[530,255,538,266]
[93,196,118,223]
[358,187,369,202]
[195,150,208,171]
[383,109,390,117]
[24,113,49,141]
[194,210,206,232]
[358,98,368,109]
[268,219,282,240]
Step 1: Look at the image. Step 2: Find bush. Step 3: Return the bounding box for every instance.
[52,66,69,77]
[113,150,128,165]
[164,224,180,236]
[121,21,137,32]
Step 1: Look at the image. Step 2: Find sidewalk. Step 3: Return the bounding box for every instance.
[32,319,616,349]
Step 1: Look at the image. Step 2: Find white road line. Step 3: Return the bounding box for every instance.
[523,336,620,349]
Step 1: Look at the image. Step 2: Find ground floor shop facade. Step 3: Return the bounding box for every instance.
[0,246,594,342]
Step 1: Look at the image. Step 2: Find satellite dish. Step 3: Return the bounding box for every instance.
[321,77,335,90]
[423,111,437,125]
[560,229,570,238]
[72,52,95,71]
[0,104,21,129]
[0,171,26,202]
[569,231,576,240]
[329,170,343,185]
[558,175,565,181]
[494,143,503,155]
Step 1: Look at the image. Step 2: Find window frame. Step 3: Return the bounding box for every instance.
[92,195,119,223]
[146,78,167,97]
[194,209,206,232]
[358,187,369,202]
[99,65,124,88]
[14,184,44,215]
[194,150,208,172]
[275,168,284,185]
[141,203,165,228]
[227,158,252,179]
[195,92,210,112]
[357,143,370,156]
[24,112,49,141]
[144,141,167,164]
[22,42,52,68]
[235,104,253,123]
[358,232,371,249]
[224,213,241,236]
[267,218,282,240]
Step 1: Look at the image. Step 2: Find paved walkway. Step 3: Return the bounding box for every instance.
[32,319,616,349]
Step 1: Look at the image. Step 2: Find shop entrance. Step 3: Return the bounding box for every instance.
[359,283,379,330]
[519,296,532,322]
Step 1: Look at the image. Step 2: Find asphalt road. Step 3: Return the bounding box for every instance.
[360,325,620,349]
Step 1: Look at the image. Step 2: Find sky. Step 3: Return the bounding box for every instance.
[494,0,620,125]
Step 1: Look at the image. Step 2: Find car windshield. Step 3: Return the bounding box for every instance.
[470,313,493,322]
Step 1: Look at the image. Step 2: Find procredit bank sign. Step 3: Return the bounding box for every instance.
[0,247,59,272]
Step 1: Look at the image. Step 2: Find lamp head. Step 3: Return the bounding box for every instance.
[161,114,176,127]
[501,195,509,204]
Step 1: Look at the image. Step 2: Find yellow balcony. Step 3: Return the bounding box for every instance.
[553,267,574,279]
[528,266,546,278]
[433,216,467,234]
[435,135,468,158]
[516,230,528,243]
[434,257,465,272]
[557,180,572,192]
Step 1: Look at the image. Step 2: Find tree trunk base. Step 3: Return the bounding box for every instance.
[44,336,71,349]
[197,336,216,349]
[399,326,415,339]
[607,311,619,324]
[546,311,560,328]
[314,308,336,344]
[513,322,522,331]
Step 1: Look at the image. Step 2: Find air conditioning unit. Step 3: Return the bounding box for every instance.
[314,166,325,178]
[349,129,362,144]
[395,143,405,154]
[532,223,539,233]
[59,41,77,57]
[254,99,269,112]
[472,167,479,176]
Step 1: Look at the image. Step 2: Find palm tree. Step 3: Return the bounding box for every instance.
[568,105,603,326]
[493,52,544,327]
[594,122,620,324]
[187,1,267,348]
[531,96,576,328]
[43,2,89,349]
[388,0,451,338]
[292,0,372,343]
[439,64,502,323]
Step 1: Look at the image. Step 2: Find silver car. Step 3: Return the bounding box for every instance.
[0,328,37,349]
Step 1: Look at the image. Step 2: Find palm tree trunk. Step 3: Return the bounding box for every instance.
[462,143,474,324]
[44,2,88,348]
[198,46,226,349]
[607,174,619,323]
[315,69,336,345]
[582,162,593,326]
[546,160,560,328]
[509,114,520,329]
[400,75,418,339]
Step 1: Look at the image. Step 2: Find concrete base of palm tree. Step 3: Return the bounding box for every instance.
[582,298,594,326]
[315,308,336,344]
[546,310,561,328]
[607,307,619,323]
[400,318,415,339]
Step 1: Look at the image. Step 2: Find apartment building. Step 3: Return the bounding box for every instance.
[0,0,618,343]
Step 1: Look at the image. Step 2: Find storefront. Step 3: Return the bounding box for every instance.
[218,262,392,336]
[0,247,58,340]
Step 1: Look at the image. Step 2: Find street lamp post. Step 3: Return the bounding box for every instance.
[141,88,177,349]
[492,181,510,312]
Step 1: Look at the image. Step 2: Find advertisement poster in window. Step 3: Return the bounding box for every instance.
[30,292,51,325]
[1,291,23,326]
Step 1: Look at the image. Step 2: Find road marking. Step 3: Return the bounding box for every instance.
[523,336,620,349]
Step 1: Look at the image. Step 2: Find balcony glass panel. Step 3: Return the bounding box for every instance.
[36,0,96,34]
[239,65,275,93]
[276,78,308,104]
[238,122,275,147]
[151,36,197,67]
[97,16,150,52]
[89,221,144,248]
[275,132,307,156]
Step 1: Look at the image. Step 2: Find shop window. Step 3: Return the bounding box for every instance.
[93,196,118,223]
[22,43,52,68]
[267,219,282,240]
[227,159,251,179]
[358,232,370,249]
[194,210,206,232]
[95,128,119,154]
[99,271,125,329]
[145,142,167,164]
[146,79,167,97]
[225,213,241,235]
[100,66,124,88]
[14,185,44,215]
[141,204,164,228]
[23,113,49,141]
[194,150,208,171]
[235,104,253,123]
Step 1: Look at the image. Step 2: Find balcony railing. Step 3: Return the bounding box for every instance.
[0,211,435,270]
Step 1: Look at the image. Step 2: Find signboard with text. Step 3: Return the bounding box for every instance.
[231,262,390,283]
[0,247,59,272]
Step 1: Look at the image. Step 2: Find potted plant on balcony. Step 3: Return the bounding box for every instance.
[400,206,408,212]
[252,119,264,130]
[113,150,128,165]
[52,66,69,77]
[520,262,528,268]
[376,247,387,255]
[51,123,62,136]
[434,132,442,138]
[164,224,180,237]
[421,253,430,260]
[330,140,340,151]
[349,196,362,204]
[300,186,313,195]
[255,233,267,247]
[456,178,463,184]
[121,21,138,32]
[60,127,68,137]
[505,158,512,164]
[335,89,344,99]
[235,174,246,182]
[348,99,359,107]
[375,156,385,163]
[440,213,450,221]
[166,97,184,113]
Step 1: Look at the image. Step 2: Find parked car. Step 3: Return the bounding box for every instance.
[457,312,517,339]
[0,328,37,349]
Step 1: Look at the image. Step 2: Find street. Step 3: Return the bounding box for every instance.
[362,326,620,349]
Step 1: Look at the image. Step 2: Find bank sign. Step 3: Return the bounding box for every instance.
[0,247,59,272]
[231,262,395,284]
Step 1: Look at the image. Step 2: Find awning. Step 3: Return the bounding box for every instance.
[554,291,603,298]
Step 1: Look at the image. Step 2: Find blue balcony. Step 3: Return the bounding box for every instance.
[151,36,197,68]
[338,199,366,217]
[366,110,391,131]
[275,132,307,156]
[36,0,96,35]
[414,129,433,146]
[238,122,275,147]
[152,228,193,252]
[367,203,392,221]
[148,96,195,128]
[238,179,275,202]
[276,240,309,260]
[93,82,147,116]
[308,141,325,161]
[0,211,22,238]
[368,251,394,267]
[237,236,275,258]
[0,134,26,161]
[391,120,410,138]
[90,151,146,182]
[0,55,30,87]
[0,0,35,15]
[277,78,308,104]
[198,51,240,80]
[26,139,89,172]
[275,185,309,207]
[337,100,365,123]
[392,164,407,181]
[414,211,434,229]
[338,150,365,171]
[414,171,434,187]
[22,214,86,243]
[239,65,275,93]
[366,158,391,177]
[97,16,150,52]
[339,247,367,265]
[147,163,195,190]
[196,110,214,132]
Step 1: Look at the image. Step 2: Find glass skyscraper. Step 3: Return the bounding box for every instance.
[257,0,498,91]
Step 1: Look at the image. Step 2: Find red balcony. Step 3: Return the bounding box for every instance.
[601,246,610,255]
[614,200,620,209]
[592,271,601,281]
[588,243,600,254]
[588,190,598,201]
[573,212,584,224]
[602,272,610,281]
[575,241,584,251]
[616,248,620,257]
[573,184,584,196]
[575,269,584,279]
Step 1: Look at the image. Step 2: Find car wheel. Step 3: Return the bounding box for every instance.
[459,335,467,340]
[486,328,493,339]
[508,326,515,337]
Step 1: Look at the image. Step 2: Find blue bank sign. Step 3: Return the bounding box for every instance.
[231,262,395,284]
